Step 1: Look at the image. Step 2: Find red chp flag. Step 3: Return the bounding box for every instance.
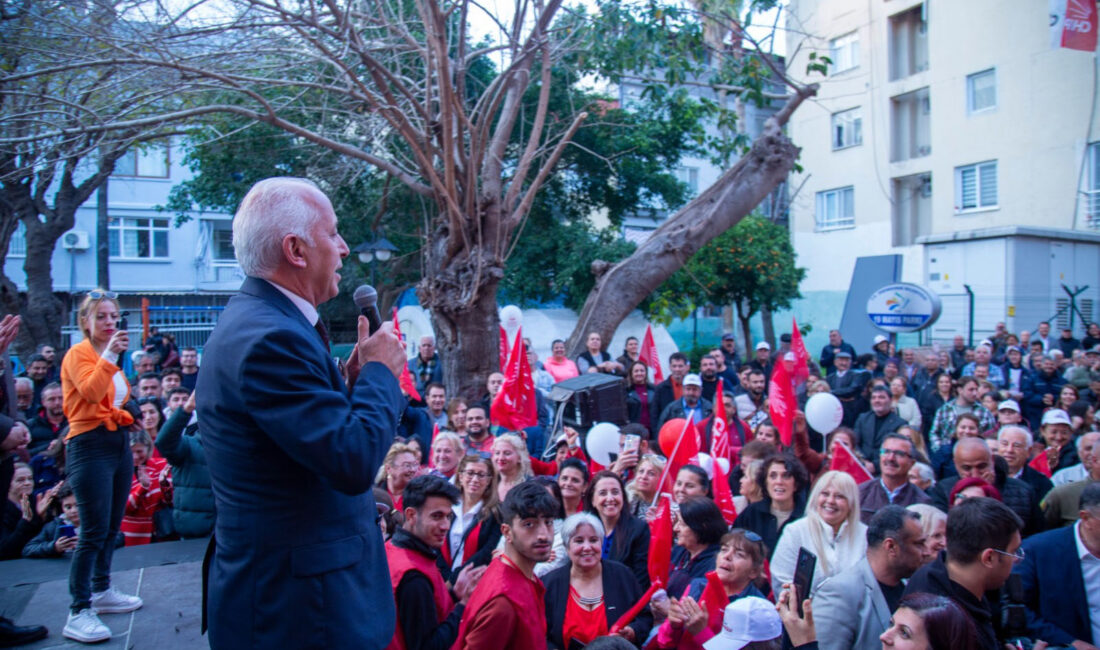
[491,327,538,431]
[790,318,811,387]
[392,308,421,402]
[499,325,510,371]
[1028,450,1052,478]
[829,441,873,484]
[768,360,797,446]
[712,454,738,525]
[1052,0,1098,52]
[711,379,731,460]
[639,324,664,382]
[700,570,728,630]
[647,495,673,587]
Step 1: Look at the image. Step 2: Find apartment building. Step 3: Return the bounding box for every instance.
[784,0,1100,351]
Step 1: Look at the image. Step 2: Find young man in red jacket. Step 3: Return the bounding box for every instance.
[385,475,485,650]
[454,480,558,650]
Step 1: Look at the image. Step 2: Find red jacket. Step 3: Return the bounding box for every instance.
[454,556,547,650]
[385,540,454,650]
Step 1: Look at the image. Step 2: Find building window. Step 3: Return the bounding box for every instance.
[1086,142,1100,229]
[831,108,863,149]
[212,222,235,261]
[815,186,855,230]
[675,167,699,197]
[7,222,26,257]
[108,217,169,258]
[113,144,169,178]
[955,161,998,212]
[967,69,996,114]
[830,32,859,74]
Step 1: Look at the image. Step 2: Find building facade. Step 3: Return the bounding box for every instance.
[784,0,1100,352]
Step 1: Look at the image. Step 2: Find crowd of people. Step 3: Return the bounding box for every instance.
[2,308,1097,649]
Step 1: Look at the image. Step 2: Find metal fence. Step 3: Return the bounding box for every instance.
[62,304,225,355]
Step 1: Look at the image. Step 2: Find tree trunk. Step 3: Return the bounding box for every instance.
[566,85,816,354]
[737,308,754,357]
[761,304,776,349]
[97,184,110,289]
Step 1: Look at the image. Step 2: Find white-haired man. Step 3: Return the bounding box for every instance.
[996,425,1053,501]
[196,177,407,649]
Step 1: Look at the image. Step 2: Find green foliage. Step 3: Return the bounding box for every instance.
[650,214,805,321]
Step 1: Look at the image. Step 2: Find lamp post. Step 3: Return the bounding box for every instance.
[352,236,397,287]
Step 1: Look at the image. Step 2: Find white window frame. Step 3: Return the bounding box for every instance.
[815,186,856,230]
[108,216,170,259]
[830,32,860,74]
[211,221,235,262]
[675,166,699,197]
[966,68,996,114]
[831,107,863,150]
[954,161,998,213]
[7,222,26,257]
[112,144,170,178]
[1085,142,1100,228]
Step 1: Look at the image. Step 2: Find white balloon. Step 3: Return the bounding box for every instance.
[805,392,844,434]
[499,305,523,331]
[693,453,714,479]
[715,457,730,475]
[585,422,621,467]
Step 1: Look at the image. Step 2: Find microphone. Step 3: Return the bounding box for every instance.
[353,285,383,336]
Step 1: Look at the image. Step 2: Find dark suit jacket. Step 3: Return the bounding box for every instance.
[543,560,652,649]
[604,516,651,590]
[196,277,405,649]
[1014,525,1093,646]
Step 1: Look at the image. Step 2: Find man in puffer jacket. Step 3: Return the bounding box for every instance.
[154,393,214,538]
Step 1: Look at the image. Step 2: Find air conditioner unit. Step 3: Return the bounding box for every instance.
[62,230,90,251]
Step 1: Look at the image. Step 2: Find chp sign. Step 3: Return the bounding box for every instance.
[866,283,941,333]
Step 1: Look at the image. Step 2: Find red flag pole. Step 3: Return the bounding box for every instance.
[651,417,695,508]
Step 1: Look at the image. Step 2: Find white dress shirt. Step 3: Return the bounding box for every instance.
[266,280,319,326]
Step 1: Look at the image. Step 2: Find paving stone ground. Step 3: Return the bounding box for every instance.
[0,539,208,649]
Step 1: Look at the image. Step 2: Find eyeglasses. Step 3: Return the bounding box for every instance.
[393,462,419,471]
[462,471,490,480]
[991,547,1025,563]
[880,449,912,459]
[88,290,118,299]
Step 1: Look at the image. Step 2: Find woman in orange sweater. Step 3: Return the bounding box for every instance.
[59,290,144,644]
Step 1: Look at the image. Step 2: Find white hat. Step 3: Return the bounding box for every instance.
[1041,409,1071,427]
[703,597,782,650]
[783,351,796,362]
[755,342,770,351]
[997,400,1020,413]
[683,373,703,387]
[873,334,888,345]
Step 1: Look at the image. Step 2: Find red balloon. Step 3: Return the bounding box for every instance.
[658,418,700,467]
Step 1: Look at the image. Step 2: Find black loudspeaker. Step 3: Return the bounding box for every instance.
[549,373,628,429]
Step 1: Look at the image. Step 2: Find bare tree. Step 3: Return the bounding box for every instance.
[2,0,817,397]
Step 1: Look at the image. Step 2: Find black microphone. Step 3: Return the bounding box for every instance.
[353,285,383,336]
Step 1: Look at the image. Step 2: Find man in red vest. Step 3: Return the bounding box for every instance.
[385,475,486,650]
[454,480,558,650]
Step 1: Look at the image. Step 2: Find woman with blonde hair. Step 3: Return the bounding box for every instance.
[769,470,867,597]
[626,454,666,518]
[374,442,418,511]
[491,433,532,501]
[906,503,947,562]
[59,290,143,643]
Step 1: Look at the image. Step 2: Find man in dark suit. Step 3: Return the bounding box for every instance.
[820,329,857,375]
[827,351,869,427]
[1013,481,1099,648]
[197,177,407,649]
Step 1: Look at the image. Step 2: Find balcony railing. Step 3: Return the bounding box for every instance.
[1083,190,1100,230]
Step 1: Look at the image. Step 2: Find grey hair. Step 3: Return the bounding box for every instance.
[14,377,32,390]
[912,462,935,484]
[1078,430,1100,453]
[997,425,1033,448]
[431,430,463,452]
[232,177,323,278]
[907,503,947,541]
[561,512,605,542]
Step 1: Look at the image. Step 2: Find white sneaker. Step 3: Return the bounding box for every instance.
[63,609,111,643]
[91,587,143,614]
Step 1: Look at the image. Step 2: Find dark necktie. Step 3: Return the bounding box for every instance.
[314,320,330,350]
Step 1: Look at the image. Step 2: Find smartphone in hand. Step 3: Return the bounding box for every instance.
[792,547,817,617]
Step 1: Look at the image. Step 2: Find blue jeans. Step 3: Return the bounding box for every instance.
[67,426,132,613]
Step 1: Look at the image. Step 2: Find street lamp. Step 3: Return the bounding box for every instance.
[353,236,397,285]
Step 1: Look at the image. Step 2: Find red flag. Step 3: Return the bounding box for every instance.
[711,379,730,460]
[1053,0,1098,51]
[790,318,811,387]
[647,495,673,587]
[768,361,796,447]
[829,441,873,484]
[427,422,440,468]
[499,325,509,371]
[491,327,538,431]
[640,324,664,382]
[609,579,662,635]
[392,308,421,402]
[699,570,728,630]
[712,455,738,524]
[1028,450,1052,478]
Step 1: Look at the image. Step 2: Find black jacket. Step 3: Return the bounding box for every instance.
[853,410,908,463]
[439,507,503,582]
[654,379,680,421]
[733,494,808,561]
[657,397,713,431]
[904,552,1000,650]
[1014,465,1054,502]
[543,559,652,649]
[667,543,721,598]
[602,515,651,590]
[391,528,464,650]
[624,384,659,438]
